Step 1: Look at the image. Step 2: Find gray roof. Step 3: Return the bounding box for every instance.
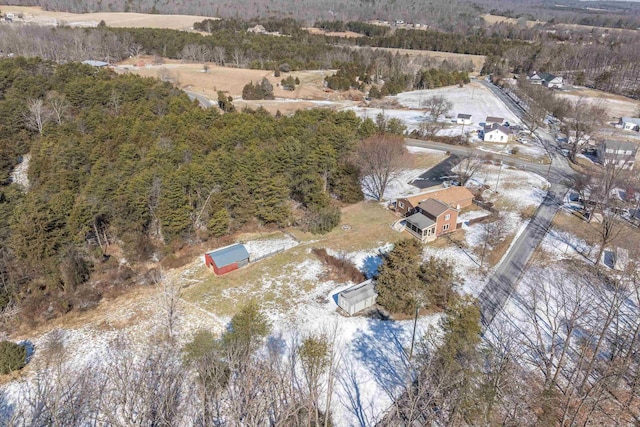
[457,113,472,119]
[82,60,109,67]
[484,122,513,135]
[621,117,640,125]
[340,280,376,304]
[603,139,638,153]
[418,198,451,218]
[206,244,249,267]
[486,116,504,124]
[406,212,436,230]
[529,71,559,82]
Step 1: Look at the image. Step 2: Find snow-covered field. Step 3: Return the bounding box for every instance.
[244,234,299,260]
[396,83,522,129]
[468,163,549,211]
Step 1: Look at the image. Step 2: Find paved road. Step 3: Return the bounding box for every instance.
[408,79,577,327]
[411,155,461,189]
[184,90,214,108]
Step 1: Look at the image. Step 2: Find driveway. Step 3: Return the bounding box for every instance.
[410,155,460,189]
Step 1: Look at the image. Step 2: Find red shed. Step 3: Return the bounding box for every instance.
[204,244,250,275]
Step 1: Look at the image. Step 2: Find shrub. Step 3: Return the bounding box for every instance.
[312,248,364,283]
[305,205,340,234]
[0,341,27,375]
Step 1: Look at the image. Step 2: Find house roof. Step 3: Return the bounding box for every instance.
[457,113,472,119]
[484,122,513,135]
[602,139,638,153]
[82,60,109,67]
[486,116,504,124]
[340,280,376,304]
[206,243,249,267]
[529,71,559,82]
[418,198,451,217]
[406,212,436,230]
[621,117,640,125]
[399,187,474,209]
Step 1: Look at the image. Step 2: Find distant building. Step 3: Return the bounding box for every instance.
[337,280,377,316]
[597,139,638,170]
[204,243,250,275]
[483,123,513,143]
[527,71,563,88]
[82,60,109,67]
[456,113,472,125]
[247,24,267,34]
[619,117,640,132]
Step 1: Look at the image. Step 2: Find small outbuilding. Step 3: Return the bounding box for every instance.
[204,243,250,275]
[456,113,472,125]
[338,280,377,316]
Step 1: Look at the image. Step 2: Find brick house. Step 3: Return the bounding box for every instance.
[404,198,459,242]
[393,186,474,216]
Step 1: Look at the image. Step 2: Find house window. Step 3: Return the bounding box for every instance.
[445,214,451,221]
[500,135,504,141]
[443,224,450,232]
[399,202,404,208]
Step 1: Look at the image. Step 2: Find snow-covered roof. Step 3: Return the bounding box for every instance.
[82,60,109,67]
[457,113,472,119]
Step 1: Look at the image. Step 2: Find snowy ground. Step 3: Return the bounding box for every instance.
[9,153,30,190]
[466,163,549,211]
[395,83,522,129]
[244,234,299,260]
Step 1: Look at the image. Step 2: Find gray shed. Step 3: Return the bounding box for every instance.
[338,280,377,316]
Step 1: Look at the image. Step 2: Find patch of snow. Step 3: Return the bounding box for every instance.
[245,235,299,260]
[540,227,593,262]
[10,153,30,190]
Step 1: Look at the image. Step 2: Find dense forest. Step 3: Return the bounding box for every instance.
[0,58,372,324]
[3,0,640,30]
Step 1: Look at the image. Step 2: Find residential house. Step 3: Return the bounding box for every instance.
[527,71,563,88]
[393,186,474,216]
[485,116,504,126]
[597,139,638,170]
[619,117,640,132]
[483,123,513,143]
[456,113,472,125]
[405,198,459,242]
[204,243,250,275]
[247,24,267,34]
[337,280,377,315]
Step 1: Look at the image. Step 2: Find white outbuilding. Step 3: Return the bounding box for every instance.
[337,280,377,316]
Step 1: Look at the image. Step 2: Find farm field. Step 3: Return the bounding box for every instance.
[0,5,212,29]
[556,87,640,120]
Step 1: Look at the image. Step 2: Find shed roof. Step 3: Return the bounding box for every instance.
[457,113,472,119]
[206,243,249,268]
[340,280,376,304]
[406,212,436,230]
[418,198,451,217]
[399,187,474,210]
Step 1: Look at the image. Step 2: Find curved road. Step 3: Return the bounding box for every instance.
[407,80,576,327]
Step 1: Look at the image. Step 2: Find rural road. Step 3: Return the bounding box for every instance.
[408,79,577,327]
[184,90,214,108]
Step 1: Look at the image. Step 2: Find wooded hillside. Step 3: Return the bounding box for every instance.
[0,58,369,324]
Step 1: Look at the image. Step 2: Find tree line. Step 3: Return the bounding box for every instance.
[0,58,372,325]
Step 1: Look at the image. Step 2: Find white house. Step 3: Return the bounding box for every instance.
[483,123,513,143]
[527,71,563,88]
[597,139,638,170]
[456,113,472,125]
[337,280,377,316]
[619,117,640,132]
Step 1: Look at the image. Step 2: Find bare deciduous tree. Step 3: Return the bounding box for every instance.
[457,154,483,186]
[357,134,408,201]
[23,98,51,135]
[563,97,606,162]
[420,95,452,137]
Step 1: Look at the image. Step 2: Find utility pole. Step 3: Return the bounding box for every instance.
[495,156,503,193]
[409,302,420,361]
